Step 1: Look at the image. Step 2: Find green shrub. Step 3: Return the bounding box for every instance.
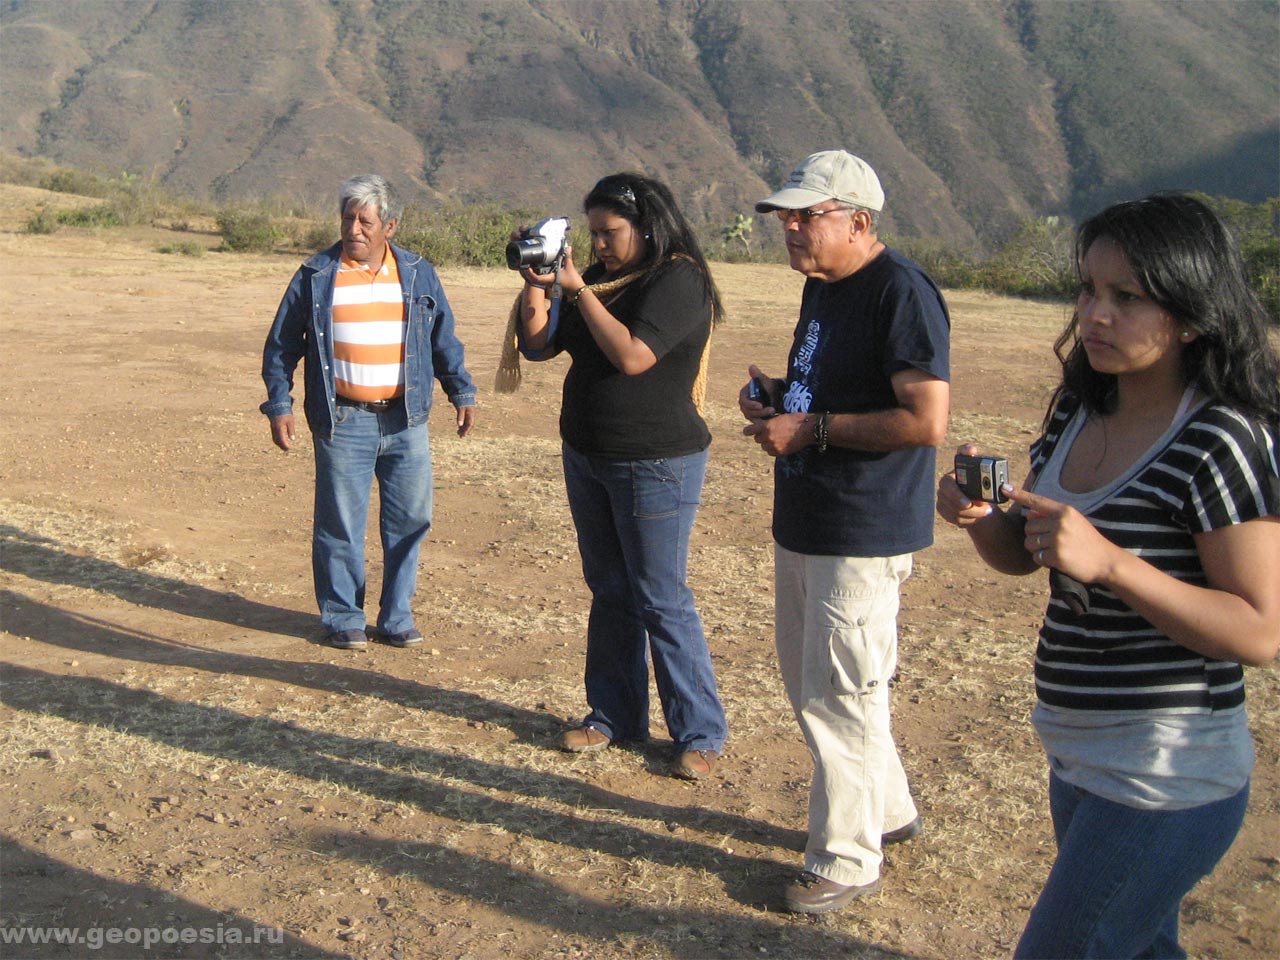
[24,207,59,234]
[893,236,983,289]
[1242,234,1280,321]
[1201,195,1279,324]
[157,240,205,257]
[57,203,124,227]
[40,168,113,198]
[52,188,167,229]
[301,222,336,253]
[397,203,547,268]
[216,210,285,253]
[980,217,1076,299]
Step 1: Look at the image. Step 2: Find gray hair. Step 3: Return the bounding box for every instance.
[846,203,880,233]
[339,174,402,224]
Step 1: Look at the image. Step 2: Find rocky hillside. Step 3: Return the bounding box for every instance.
[2,0,1275,248]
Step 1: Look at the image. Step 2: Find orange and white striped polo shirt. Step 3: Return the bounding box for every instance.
[332,246,405,402]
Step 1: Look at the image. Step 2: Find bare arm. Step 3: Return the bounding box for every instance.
[518,246,657,374]
[1116,520,1279,665]
[518,273,554,353]
[830,368,949,450]
[936,445,1039,576]
[745,367,948,456]
[572,285,658,375]
[1010,485,1280,666]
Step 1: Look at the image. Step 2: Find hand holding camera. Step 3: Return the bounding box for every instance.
[508,216,573,289]
[940,447,1091,617]
[740,364,779,420]
[954,453,1010,504]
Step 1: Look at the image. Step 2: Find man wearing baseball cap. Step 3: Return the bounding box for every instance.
[739,150,951,913]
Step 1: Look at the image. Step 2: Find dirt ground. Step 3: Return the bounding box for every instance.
[1,181,1277,960]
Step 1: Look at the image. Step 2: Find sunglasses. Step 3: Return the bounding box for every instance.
[774,206,852,224]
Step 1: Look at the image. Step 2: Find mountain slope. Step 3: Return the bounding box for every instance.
[1,0,1275,249]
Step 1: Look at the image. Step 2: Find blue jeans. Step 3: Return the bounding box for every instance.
[562,443,727,752]
[312,402,432,635]
[1015,770,1249,959]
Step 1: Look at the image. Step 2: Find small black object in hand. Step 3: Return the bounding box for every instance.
[1050,569,1090,617]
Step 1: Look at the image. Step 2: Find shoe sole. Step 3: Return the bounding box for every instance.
[560,727,611,754]
[672,760,714,781]
[327,632,368,650]
[562,739,610,754]
[673,767,709,781]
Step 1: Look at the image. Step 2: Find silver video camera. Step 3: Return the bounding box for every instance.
[506,216,570,272]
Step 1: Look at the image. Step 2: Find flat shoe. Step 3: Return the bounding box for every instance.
[378,628,423,648]
[672,749,718,781]
[784,871,880,914]
[326,629,368,650]
[559,726,611,754]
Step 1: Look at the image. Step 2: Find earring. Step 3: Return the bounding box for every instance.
[1179,330,1192,341]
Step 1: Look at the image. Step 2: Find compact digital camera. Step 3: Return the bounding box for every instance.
[506,216,570,271]
[954,453,1010,503]
[746,376,776,414]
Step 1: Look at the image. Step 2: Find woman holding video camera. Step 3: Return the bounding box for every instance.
[937,193,1279,959]
[514,173,728,781]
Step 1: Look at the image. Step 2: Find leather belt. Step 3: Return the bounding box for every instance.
[336,395,403,414]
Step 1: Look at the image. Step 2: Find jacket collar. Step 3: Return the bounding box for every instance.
[303,241,423,273]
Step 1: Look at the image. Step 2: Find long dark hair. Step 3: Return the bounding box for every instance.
[1048,193,1280,430]
[584,172,725,325]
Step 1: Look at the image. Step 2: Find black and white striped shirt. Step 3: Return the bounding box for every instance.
[1029,394,1279,715]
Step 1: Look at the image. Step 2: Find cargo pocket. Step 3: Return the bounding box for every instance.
[824,591,898,697]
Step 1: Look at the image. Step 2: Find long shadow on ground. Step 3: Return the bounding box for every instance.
[0,523,314,638]
[0,662,918,959]
[4,593,808,854]
[0,835,339,959]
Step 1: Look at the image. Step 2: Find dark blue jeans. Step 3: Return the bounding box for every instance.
[1015,770,1249,959]
[561,443,727,753]
[312,402,432,635]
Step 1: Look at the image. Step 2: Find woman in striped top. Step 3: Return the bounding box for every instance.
[938,193,1279,959]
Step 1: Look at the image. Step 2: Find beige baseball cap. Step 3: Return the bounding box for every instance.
[755,150,885,213]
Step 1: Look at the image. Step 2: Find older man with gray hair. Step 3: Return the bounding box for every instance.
[740,150,950,913]
[262,174,476,650]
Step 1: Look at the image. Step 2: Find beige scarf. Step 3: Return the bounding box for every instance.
[494,258,711,412]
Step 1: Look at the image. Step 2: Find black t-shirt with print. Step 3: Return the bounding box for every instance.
[773,247,951,557]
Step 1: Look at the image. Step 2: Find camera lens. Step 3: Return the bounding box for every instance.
[505,239,531,270]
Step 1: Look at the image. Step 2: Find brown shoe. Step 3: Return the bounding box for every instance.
[784,871,881,914]
[672,749,718,781]
[881,815,923,846]
[559,726,611,754]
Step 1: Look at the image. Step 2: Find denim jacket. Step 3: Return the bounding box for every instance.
[260,242,476,440]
